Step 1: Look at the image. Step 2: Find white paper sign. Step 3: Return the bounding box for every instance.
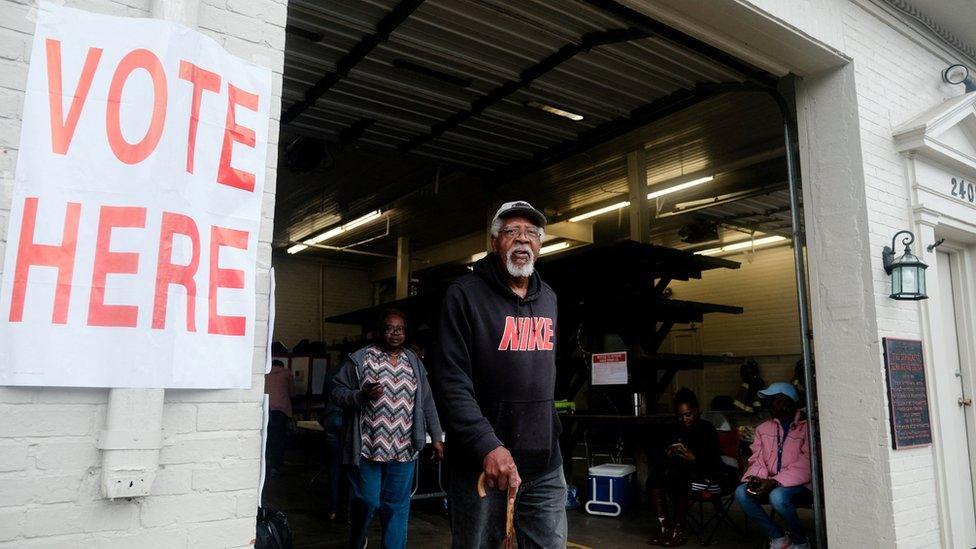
[265,267,275,375]
[0,3,272,388]
[592,352,628,385]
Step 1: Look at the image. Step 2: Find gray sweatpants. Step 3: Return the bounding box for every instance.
[449,465,568,549]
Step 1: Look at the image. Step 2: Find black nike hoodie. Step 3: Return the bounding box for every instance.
[432,253,561,479]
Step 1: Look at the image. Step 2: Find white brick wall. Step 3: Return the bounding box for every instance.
[0,0,286,547]
[827,6,951,548]
[668,245,802,406]
[740,0,962,546]
[272,254,374,349]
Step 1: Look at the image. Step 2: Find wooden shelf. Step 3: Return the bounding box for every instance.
[576,296,743,324]
[630,352,743,370]
[324,291,443,325]
[542,239,740,286]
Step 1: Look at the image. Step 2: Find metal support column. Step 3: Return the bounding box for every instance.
[685,81,826,548]
[780,98,827,549]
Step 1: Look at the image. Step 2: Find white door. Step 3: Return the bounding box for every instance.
[936,251,976,547]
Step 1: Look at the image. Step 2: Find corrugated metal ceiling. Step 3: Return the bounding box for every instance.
[282,0,756,169]
[277,0,791,262]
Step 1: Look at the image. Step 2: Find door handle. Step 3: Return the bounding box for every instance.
[959,397,973,407]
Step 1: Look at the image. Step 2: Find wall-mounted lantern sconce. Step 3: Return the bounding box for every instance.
[883,230,928,300]
[943,63,976,92]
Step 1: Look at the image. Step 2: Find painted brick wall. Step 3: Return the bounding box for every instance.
[272,254,373,349]
[0,0,286,547]
[667,245,802,407]
[741,1,962,546]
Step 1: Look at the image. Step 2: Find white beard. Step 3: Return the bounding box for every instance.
[505,245,535,278]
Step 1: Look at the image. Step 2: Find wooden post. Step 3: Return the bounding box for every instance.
[396,236,410,299]
[627,149,650,243]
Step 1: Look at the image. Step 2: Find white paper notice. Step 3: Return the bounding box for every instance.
[265,268,275,374]
[592,352,628,385]
[0,3,272,388]
[258,393,269,505]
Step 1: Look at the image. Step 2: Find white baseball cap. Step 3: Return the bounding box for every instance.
[492,200,547,228]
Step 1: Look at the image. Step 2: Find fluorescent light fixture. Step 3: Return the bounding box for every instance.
[342,210,383,231]
[525,101,584,121]
[303,210,382,246]
[470,251,488,263]
[540,241,571,255]
[568,201,631,222]
[647,175,714,200]
[287,244,308,254]
[695,235,787,256]
[306,226,342,245]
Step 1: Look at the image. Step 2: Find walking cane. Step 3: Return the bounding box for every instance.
[477,472,515,549]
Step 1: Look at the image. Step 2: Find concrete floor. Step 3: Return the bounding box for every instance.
[263,443,811,548]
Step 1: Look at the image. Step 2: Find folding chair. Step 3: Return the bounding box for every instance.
[687,424,749,546]
[687,478,749,546]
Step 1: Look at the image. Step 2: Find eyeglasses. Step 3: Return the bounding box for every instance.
[383,325,404,335]
[676,411,695,419]
[499,225,542,241]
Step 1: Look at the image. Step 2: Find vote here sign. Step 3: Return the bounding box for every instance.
[0,3,272,388]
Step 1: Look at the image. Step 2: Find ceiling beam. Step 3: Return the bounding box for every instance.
[495,86,714,186]
[282,0,426,125]
[397,27,650,155]
[657,182,789,218]
[581,0,777,88]
[285,24,323,43]
[337,118,376,149]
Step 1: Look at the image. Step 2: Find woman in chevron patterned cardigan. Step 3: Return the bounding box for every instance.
[332,308,444,549]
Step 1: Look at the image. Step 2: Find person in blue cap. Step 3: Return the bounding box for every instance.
[734,381,812,549]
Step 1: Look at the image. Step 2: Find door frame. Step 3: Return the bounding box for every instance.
[917,226,976,547]
[938,243,976,513]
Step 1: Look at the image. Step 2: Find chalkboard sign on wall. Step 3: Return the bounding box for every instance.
[882,338,933,449]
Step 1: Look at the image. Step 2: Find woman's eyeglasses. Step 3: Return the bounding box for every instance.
[383,325,404,335]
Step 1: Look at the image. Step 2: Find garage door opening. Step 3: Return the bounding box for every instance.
[264,1,821,547]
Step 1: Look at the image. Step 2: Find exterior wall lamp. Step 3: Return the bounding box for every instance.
[883,230,928,300]
[943,63,976,92]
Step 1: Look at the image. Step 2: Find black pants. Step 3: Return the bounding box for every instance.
[267,410,289,471]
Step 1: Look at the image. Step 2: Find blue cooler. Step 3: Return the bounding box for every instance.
[585,463,636,516]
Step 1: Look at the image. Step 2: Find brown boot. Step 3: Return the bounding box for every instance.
[647,488,670,545]
[648,521,671,546]
[660,523,688,547]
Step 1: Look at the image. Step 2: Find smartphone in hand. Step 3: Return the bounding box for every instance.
[362,381,383,401]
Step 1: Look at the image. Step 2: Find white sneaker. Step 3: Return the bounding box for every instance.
[770,537,791,549]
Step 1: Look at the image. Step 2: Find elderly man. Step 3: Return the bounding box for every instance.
[433,201,566,549]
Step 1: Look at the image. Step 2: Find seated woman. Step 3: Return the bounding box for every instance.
[734,382,812,549]
[648,388,723,547]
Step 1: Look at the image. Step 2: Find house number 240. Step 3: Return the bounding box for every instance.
[950,177,975,203]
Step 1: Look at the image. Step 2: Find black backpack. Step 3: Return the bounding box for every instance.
[255,507,293,549]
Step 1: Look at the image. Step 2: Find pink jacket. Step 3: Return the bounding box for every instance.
[741,410,812,489]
